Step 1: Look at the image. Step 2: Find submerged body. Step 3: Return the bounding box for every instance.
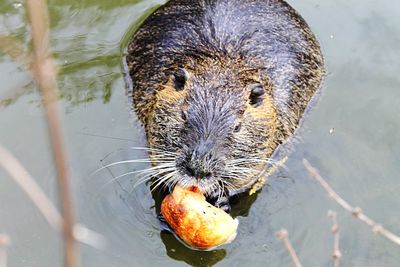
[125,0,324,209]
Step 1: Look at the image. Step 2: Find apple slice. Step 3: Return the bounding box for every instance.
[161,185,238,250]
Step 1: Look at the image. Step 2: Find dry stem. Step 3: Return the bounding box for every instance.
[0,145,63,230]
[328,210,341,267]
[276,229,303,267]
[0,234,10,267]
[303,159,400,246]
[0,145,105,250]
[249,156,288,195]
[26,0,77,265]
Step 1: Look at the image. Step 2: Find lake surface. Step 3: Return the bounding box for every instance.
[1,0,399,266]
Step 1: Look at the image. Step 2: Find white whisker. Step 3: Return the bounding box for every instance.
[102,165,176,188]
[134,167,177,187]
[92,159,175,175]
[150,171,177,193]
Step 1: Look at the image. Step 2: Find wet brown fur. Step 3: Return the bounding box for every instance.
[125,0,324,196]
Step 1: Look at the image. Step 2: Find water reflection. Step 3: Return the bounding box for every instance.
[0,0,165,109]
[161,232,227,267]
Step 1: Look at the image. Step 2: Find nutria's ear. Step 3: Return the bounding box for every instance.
[249,84,265,107]
[173,68,189,91]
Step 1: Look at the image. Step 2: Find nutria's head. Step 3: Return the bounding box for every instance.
[145,60,279,197]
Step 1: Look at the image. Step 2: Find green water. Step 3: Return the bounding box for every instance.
[1,0,399,266]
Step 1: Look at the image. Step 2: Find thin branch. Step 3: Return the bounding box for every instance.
[0,234,10,267]
[0,145,62,230]
[328,210,341,267]
[276,229,303,267]
[249,156,288,195]
[0,144,106,250]
[25,0,77,266]
[303,159,400,246]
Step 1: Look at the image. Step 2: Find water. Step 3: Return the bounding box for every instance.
[1,0,399,266]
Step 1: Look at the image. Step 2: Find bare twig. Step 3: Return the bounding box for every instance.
[276,229,303,267]
[26,0,77,266]
[0,234,10,267]
[303,159,400,246]
[0,145,62,230]
[328,210,341,267]
[249,156,288,195]
[0,144,106,250]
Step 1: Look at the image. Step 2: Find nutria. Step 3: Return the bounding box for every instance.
[124,0,324,211]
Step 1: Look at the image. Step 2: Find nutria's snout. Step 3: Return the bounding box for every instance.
[174,99,236,194]
[180,157,214,180]
[178,140,225,180]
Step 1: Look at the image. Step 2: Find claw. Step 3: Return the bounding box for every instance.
[158,213,173,233]
[206,186,231,213]
[215,197,231,213]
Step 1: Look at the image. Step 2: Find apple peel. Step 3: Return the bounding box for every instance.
[161,186,238,250]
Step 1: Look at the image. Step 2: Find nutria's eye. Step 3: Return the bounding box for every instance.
[234,123,242,133]
[181,110,187,121]
[173,68,188,91]
[249,84,265,107]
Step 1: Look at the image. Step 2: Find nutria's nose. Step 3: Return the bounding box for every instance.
[182,139,217,179]
[184,163,212,180]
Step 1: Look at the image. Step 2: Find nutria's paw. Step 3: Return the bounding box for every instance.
[158,213,173,233]
[214,198,231,213]
[207,188,231,213]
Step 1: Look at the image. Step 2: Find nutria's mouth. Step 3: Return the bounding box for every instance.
[147,155,271,199]
[168,170,256,200]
